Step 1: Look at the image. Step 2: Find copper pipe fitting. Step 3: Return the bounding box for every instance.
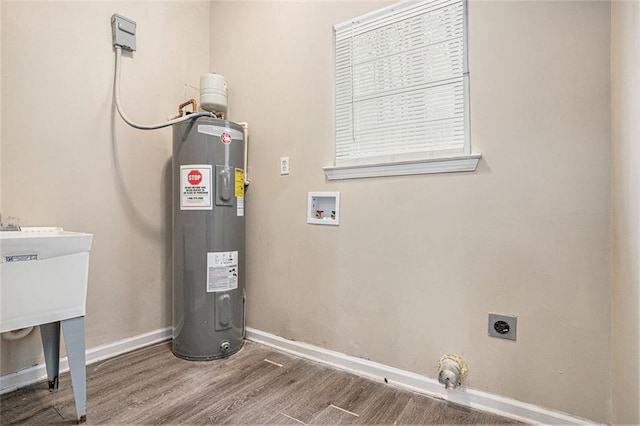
[174,99,198,118]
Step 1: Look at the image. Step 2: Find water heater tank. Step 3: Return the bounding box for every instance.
[200,73,228,114]
[172,116,245,360]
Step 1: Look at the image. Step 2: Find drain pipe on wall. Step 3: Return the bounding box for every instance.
[1,327,34,341]
[438,354,468,390]
[238,122,250,185]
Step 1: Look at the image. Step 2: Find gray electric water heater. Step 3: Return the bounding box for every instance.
[172,117,245,360]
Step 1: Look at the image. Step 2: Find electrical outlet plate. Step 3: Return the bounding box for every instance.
[488,313,517,341]
[280,157,290,175]
[111,14,137,51]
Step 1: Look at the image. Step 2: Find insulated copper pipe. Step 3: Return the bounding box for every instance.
[174,99,198,118]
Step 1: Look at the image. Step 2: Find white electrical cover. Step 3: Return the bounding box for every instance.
[200,73,228,114]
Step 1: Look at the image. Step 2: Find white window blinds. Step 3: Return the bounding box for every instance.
[334,0,469,167]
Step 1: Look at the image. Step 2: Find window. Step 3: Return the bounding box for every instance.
[324,0,480,180]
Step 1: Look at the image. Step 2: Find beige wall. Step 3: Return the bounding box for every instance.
[211,1,612,422]
[0,1,3,216]
[1,1,627,424]
[0,1,210,373]
[611,2,640,424]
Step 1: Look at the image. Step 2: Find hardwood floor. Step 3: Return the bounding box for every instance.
[1,341,523,425]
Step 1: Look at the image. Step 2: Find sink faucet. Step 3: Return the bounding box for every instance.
[0,213,21,231]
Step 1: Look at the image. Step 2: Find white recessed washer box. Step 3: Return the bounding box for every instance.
[307,192,340,226]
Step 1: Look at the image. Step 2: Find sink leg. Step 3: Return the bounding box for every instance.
[61,316,87,424]
[39,322,61,392]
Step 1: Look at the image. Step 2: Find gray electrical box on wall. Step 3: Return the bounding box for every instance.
[111,14,136,51]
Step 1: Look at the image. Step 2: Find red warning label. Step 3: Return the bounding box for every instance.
[180,165,212,210]
[187,170,202,185]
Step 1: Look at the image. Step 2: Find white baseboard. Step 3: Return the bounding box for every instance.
[246,327,598,426]
[1,325,599,425]
[0,327,171,395]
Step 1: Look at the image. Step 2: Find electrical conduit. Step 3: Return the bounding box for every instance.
[113,46,214,130]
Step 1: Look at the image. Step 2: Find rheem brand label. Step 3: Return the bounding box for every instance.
[180,165,212,210]
[220,132,232,145]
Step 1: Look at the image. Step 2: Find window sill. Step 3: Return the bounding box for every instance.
[323,154,482,180]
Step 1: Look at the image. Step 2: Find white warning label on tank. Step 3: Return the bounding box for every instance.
[180,165,212,210]
[237,197,244,217]
[207,251,238,292]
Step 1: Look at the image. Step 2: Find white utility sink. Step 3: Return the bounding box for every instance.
[0,227,92,333]
[0,226,93,423]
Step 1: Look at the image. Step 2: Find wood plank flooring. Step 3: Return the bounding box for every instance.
[1,340,523,425]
